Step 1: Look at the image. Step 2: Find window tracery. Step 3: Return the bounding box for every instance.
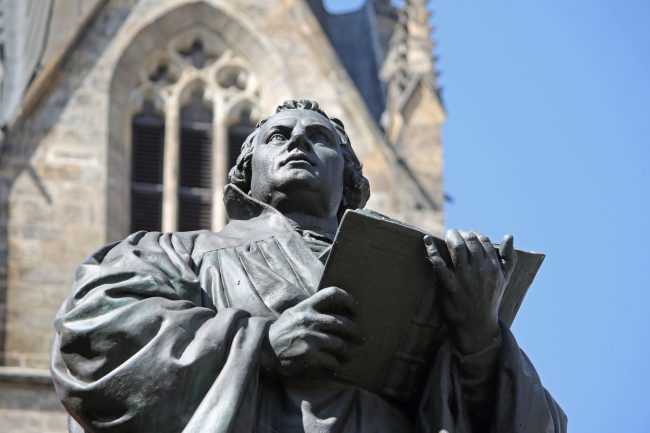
[129,27,259,232]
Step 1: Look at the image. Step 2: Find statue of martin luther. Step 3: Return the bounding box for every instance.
[52,100,566,433]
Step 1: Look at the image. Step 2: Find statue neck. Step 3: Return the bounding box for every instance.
[227,184,340,240]
[280,211,338,241]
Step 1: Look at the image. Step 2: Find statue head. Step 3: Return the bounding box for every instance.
[228,100,370,221]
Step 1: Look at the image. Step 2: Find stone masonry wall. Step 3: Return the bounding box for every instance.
[0,368,67,433]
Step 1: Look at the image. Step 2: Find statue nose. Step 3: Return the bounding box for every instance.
[287,129,311,151]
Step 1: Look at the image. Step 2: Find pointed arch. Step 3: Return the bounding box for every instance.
[107,1,288,237]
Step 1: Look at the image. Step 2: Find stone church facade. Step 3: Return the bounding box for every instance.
[0,0,444,431]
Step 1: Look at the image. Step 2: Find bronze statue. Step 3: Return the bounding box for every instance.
[51,100,566,433]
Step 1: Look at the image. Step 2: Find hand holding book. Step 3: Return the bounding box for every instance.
[263,287,364,378]
[318,209,544,400]
[424,230,518,355]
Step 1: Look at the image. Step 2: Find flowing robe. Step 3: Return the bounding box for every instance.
[51,185,566,433]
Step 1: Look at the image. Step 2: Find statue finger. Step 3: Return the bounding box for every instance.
[445,229,469,271]
[311,332,351,361]
[424,235,453,284]
[459,230,485,263]
[498,234,518,277]
[315,313,364,345]
[310,287,358,316]
[477,233,500,267]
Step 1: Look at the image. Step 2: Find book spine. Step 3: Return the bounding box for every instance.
[381,277,445,400]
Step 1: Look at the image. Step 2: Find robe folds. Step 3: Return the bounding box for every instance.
[51,185,566,433]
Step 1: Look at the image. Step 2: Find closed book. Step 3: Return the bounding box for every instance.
[318,209,544,401]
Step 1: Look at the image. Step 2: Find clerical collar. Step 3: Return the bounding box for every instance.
[222,183,337,242]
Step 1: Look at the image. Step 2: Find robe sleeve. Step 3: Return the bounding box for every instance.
[50,231,270,433]
[416,322,567,433]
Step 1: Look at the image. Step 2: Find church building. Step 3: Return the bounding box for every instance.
[0,0,444,430]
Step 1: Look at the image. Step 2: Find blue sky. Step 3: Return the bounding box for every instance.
[326,1,650,431]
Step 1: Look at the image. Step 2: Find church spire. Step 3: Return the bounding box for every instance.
[381,0,439,94]
[380,0,443,141]
[379,0,445,230]
[404,0,435,75]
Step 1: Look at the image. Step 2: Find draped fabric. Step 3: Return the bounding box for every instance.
[415,324,567,433]
[51,185,565,433]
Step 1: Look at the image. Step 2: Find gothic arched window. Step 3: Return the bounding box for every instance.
[128,29,259,233]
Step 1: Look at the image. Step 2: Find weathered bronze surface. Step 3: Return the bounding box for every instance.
[52,100,566,433]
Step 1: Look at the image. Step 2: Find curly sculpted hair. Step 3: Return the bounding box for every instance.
[228,99,371,220]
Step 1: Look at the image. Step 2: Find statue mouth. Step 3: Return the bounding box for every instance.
[280,152,316,168]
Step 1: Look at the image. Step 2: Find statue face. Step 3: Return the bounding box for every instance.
[250,109,345,217]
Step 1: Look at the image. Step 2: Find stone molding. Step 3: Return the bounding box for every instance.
[0,366,53,387]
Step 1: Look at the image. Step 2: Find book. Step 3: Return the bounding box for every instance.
[318,209,545,401]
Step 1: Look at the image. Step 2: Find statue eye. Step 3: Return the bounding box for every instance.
[311,132,332,146]
[268,133,286,143]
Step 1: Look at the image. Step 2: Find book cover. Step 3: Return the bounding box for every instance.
[318,209,545,400]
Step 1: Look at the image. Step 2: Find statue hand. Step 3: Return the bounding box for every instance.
[264,287,364,377]
[424,230,517,354]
